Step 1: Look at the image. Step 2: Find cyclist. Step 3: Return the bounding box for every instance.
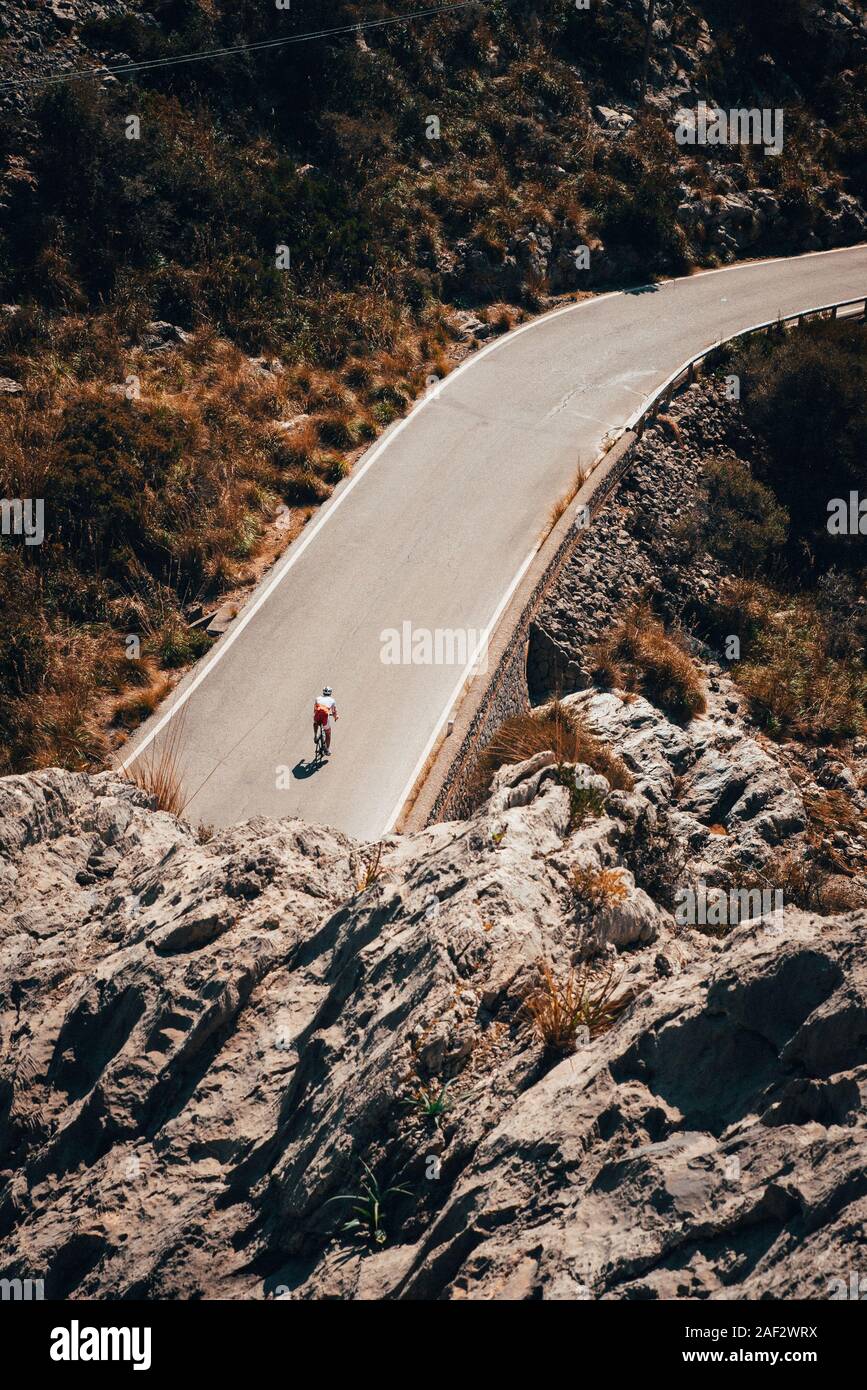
[313,686,338,755]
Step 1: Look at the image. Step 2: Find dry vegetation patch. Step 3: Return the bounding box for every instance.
[714,579,866,742]
[523,960,631,1055]
[570,864,629,914]
[469,703,633,809]
[590,604,707,722]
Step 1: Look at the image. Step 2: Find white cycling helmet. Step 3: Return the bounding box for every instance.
[322,686,333,697]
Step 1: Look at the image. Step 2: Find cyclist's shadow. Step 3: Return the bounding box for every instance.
[292,757,326,779]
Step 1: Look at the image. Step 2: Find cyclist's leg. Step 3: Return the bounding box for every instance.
[324,724,331,752]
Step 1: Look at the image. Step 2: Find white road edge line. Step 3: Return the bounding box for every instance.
[381,542,539,836]
[624,294,867,430]
[120,241,867,773]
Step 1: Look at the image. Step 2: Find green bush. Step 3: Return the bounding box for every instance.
[157,620,212,669]
[596,117,690,272]
[734,322,867,565]
[700,456,789,573]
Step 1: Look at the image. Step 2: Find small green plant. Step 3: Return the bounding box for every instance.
[122,714,187,816]
[157,619,212,669]
[698,456,789,574]
[555,766,607,830]
[325,1162,411,1248]
[402,1081,454,1127]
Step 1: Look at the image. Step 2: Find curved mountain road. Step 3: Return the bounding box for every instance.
[122,245,867,840]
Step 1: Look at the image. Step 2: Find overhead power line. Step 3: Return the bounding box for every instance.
[0,1,491,92]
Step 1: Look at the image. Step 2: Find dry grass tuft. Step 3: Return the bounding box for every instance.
[570,864,629,913]
[111,670,172,730]
[523,960,630,1054]
[357,842,385,892]
[469,703,633,807]
[546,463,588,538]
[122,718,187,817]
[590,604,707,722]
[484,303,519,335]
[29,682,107,770]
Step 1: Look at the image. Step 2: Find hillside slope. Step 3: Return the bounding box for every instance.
[2,0,866,772]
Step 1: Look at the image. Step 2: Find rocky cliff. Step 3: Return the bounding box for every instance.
[530,373,867,899]
[1,759,864,1299]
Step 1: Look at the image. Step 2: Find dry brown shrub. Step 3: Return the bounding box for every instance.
[570,864,629,913]
[738,634,864,742]
[713,580,865,742]
[469,703,633,807]
[523,960,631,1054]
[590,604,707,722]
[270,416,319,469]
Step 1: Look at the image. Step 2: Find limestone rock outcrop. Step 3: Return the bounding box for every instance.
[1,767,864,1300]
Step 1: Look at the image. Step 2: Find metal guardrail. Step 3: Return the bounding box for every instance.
[625,293,867,438]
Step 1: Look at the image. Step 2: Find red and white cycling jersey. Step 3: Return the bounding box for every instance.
[313,695,337,727]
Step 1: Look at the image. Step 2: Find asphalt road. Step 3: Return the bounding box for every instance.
[121,245,867,840]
